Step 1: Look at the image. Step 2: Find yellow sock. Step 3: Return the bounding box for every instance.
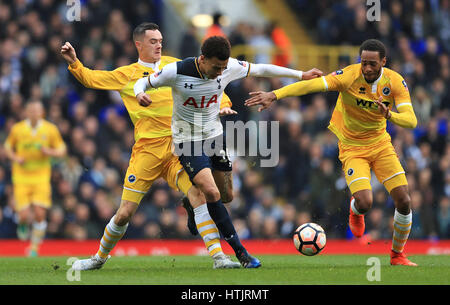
[392,209,412,253]
[97,216,128,259]
[194,204,223,257]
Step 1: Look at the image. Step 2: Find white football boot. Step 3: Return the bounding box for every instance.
[213,253,241,269]
[72,254,111,271]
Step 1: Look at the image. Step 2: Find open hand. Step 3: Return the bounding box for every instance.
[244,91,277,112]
[219,107,238,116]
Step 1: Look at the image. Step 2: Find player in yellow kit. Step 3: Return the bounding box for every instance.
[61,22,242,270]
[4,100,67,256]
[245,39,418,266]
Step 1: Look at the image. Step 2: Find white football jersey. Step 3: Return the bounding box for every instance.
[148,57,251,143]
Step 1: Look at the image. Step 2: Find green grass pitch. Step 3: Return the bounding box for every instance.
[0,255,449,285]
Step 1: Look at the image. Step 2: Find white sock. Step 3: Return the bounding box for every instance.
[351,197,363,215]
[392,209,412,253]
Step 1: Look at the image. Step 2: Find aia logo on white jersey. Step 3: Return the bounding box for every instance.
[183,94,218,108]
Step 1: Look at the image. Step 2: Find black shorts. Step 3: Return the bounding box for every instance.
[176,135,232,182]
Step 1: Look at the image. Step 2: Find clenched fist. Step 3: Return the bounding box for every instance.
[60,42,77,65]
[136,92,153,107]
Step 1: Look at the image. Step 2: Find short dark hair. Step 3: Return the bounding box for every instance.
[359,39,387,59]
[133,22,159,41]
[201,36,231,60]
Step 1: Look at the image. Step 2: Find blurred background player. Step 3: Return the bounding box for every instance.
[61,22,241,270]
[204,12,227,41]
[4,100,67,256]
[245,39,418,266]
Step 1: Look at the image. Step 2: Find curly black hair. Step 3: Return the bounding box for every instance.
[359,39,387,59]
[201,36,231,60]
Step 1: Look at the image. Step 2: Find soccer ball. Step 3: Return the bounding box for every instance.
[293,223,326,256]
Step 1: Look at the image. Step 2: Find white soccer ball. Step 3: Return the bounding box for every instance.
[293,223,326,256]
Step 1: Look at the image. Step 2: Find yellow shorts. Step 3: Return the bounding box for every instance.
[13,182,51,211]
[122,136,192,204]
[338,140,408,194]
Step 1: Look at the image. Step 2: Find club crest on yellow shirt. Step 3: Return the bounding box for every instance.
[127,174,136,183]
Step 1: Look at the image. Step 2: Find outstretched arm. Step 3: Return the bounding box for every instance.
[61,42,129,91]
[244,76,328,111]
[244,65,359,111]
[249,63,323,80]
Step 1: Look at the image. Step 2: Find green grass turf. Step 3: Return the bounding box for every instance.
[0,255,449,285]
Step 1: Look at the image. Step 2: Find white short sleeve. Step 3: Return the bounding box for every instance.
[148,62,177,88]
[227,57,251,81]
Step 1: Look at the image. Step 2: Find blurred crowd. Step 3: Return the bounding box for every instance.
[0,0,448,243]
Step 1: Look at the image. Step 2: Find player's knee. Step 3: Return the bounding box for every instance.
[395,194,411,215]
[34,213,46,223]
[114,211,131,226]
[203,186,221,202]
[194,179,221,202]
[187,187,206,208]
[115,201,137,226]
[18,209,29,224]
[354,195,372,214]
[33,206,47,222]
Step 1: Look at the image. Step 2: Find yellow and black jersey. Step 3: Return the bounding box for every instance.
[68,57,232,143]
[273,63,417,146]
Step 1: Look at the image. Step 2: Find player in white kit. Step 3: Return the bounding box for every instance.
[135,36,322,267]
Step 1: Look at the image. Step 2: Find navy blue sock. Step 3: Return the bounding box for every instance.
[207,199,245,256]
